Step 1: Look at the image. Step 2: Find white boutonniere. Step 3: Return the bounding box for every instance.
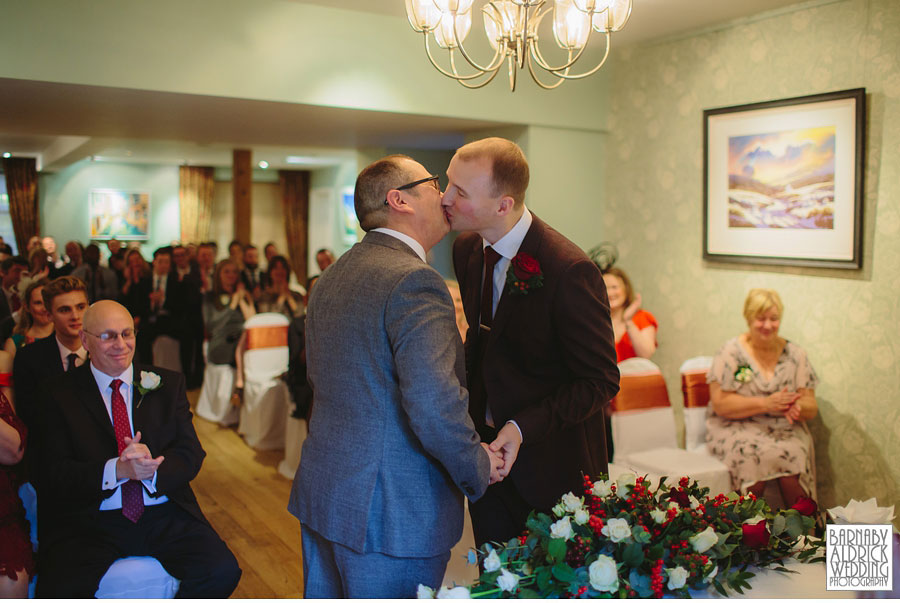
[734,364,754,383]
[134,371,162,408]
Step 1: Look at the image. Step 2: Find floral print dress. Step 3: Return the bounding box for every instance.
[705,337,819,498]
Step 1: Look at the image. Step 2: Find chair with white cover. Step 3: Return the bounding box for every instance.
[195,361,238,426]
[18,483,180,599]
[680,356,714,452]
[277,407,308,479]
[612,358,731,495]
[238,312,290,450]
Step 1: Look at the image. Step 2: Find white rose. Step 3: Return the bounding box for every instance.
[588,555,619,592]
[689,526,719,554]
[140,371,161,390]
[417,584,436,599]
[562,492,583,512]
[650,509,667,524]
[666,566,689,590]
[552,503,567,518]
[703,563,718,584]
[483,549,501,572]
[743,514,766,525]
[550,516,574,541]
[496,568,519,592]
[668,502,680,511]
[592,479,613,498]
[574,507,590,525]
[436,586,471,598]
[689,496,701,510]
[616,473,637,499]
[600,517,631,543]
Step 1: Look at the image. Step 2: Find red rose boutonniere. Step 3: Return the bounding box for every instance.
[505,252,543,295]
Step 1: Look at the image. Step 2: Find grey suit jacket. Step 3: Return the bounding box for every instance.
[288,231,489,558]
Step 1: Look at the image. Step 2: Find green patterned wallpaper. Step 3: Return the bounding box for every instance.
[604,0,899,524]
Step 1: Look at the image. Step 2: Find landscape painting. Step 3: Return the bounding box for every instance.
[89,189,150,240]
[703,88,865,269]
[727,126,835,229]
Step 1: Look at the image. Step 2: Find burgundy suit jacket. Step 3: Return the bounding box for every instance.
[453,213,619,510]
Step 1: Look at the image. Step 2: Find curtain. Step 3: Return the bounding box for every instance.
[279,170,310,286]
[1,157,39,253]
[179,166,215,243]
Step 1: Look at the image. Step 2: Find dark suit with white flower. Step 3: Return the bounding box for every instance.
[453,213,619,546]
[288,231,490,597]
[35,363,241,598]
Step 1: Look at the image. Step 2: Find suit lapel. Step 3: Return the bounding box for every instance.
[490,215,546,340]
[462,241,483,334]
[72,363,117,441]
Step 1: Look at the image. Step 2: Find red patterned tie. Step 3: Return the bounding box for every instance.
[110,379,144,523]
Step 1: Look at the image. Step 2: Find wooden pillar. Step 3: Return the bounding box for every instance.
[233,149,252,244]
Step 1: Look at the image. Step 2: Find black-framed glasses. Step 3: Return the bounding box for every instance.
[83,328,137,342]
[384,175,440,205]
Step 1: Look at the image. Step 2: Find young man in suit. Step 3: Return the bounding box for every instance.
[288,155,502,598]
[443,137,620,547]
[36,300,241,597]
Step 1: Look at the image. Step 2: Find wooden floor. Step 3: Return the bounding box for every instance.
[187,390,303,598]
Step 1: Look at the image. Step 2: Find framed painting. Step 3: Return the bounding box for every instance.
[89,189,150,240]
[703,88,865,269]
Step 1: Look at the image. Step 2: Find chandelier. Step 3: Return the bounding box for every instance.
[404,0,632,91]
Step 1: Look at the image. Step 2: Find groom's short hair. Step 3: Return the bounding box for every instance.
[354,154,413,232]
[455,137,529,208]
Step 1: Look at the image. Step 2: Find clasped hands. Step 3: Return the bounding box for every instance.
[482,422,522,485]
[115,431,165,481]
[766,388,802,424]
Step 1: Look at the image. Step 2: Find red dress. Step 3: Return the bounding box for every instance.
[0,383,34,580]
[614,309,658,362]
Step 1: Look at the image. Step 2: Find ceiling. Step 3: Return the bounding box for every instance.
[0,0,813,173]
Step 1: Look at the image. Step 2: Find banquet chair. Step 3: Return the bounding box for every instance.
[196,340,239,426]
[17,483,180,599]
[278,407,308,479]
[612,358,731,495]
[237,312,291,450]
[680,356,714,452]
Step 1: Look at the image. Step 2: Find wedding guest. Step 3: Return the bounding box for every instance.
[72,244,119,303]
[63,241,83,271]
[227,240,244,270]
[706,288,818,508]
[195,243,216,294]
[240,244,264,301]
[4,279,52,357]
[0,257,27,316]
[172,245,204,389]
[119,249,152,329]
[601,266,657,362]
[256,256,303,319]
[142,247,185,372]
[0,348,33,598]
[25,236,41,256]
[305,248,336,294]
[263,242,278,265]
[27,248,50,282]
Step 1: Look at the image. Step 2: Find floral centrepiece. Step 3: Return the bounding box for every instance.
[505,252,543,296]
[422,473,823,598]
[734,364,754,383]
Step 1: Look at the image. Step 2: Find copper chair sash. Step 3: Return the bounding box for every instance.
[612,373,670,412]
[246,325,288,350]
[681,371,710,408]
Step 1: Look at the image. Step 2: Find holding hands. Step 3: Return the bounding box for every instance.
[484,422,523,485]
[115,431,164,481]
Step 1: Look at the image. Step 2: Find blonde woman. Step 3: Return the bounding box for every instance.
[706,288,818,509]
[4,279,52,359]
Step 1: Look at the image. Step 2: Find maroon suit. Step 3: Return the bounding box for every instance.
[453,213,619,544]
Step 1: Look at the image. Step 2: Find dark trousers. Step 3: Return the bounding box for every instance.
[37,503,241,598]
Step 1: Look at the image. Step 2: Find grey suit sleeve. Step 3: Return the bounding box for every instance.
[385,267,491,501]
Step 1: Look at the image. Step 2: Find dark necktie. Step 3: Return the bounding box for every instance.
[110,379,145,523]
[469,246,502,436]
[66,352,78,372]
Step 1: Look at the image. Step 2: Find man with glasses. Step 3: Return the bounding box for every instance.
[35,300,241,597]
[288,154,502,597]
[443,137,620,548]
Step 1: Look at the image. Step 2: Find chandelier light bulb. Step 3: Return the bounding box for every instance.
[406,0,441,31]
[433,0,475,14]
[553,0,591,50]
[483,0,519,51]
[434,10,472,48]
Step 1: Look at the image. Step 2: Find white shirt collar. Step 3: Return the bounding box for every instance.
[371,228,427,262]
[483,207,533,260]
[56,337,87,370]
[90,362,134,395]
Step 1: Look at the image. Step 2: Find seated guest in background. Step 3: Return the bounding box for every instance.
[72,244,119,303]
[240,244,264,301]
[35,300,241,598]
[4,278,52,357]
[42,236,71,278]
[602,266,657,362]
[706,288,818,509]
[195,243,216,294]
[0,348,33,599]
[201,260,255,408]
[142,247,185,373]
[256,255,304,319]
[444,280,468,343]
[64,240,84,272]
[26,248,50,281]
[12,276,89,482]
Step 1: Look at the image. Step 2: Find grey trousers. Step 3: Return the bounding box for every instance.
[300,524,451,598]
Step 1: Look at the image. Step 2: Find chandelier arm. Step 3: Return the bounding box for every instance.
[424,33,493,81]
[449,10,505,74]
[525,48,567,90]
[456,64,504,89]
[543,33,611,79]
[529,26,600,73]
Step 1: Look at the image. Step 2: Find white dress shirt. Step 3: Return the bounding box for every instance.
[92,363,168,510]
[372,228,427,262]
[56,338,88,371]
